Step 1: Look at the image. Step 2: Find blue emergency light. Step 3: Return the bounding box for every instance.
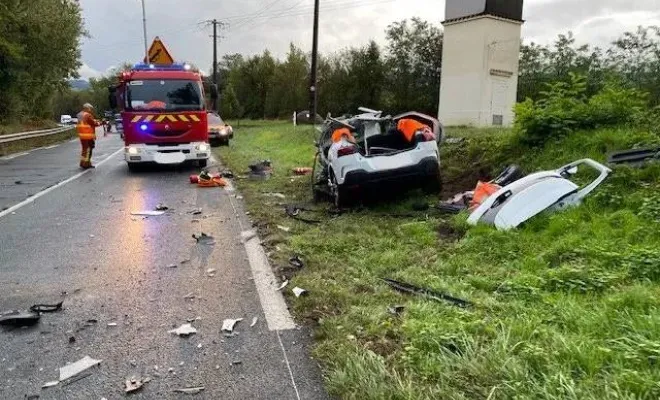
[140,123,148,132]
[132,62,192,71]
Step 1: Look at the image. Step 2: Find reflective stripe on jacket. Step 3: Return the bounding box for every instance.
[76,111,96,140]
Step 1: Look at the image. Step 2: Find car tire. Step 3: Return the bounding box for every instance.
[330,173,351,208]
[423,168,443,195]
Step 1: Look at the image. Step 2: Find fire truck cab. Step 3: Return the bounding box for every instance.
[109,63,217,171]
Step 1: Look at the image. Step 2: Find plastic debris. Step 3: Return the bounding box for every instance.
[184,293,196,300]
[173,387,205,395]
[221,170,234,179]
[248,160,272,179]
[284,205,321,224]
[167,264,178,269]
[292,167,313,175]
[107,323,118,327]
[59,356,102,381]
[169,324,197,337]
[221,318,243,333]
[382,278,471,308]
[277,225,290,232]
[206,268,216,277]
[42,381,59,389]
[250,317,258,327]
[387,305,406,316]
[289,255,304,269]
[155,203,169,211]
[276,281,289,291]
[125,377,150,393]
[131,211,165,216]
[292,287,308,298]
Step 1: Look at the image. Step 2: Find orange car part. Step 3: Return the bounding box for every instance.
[469,181,501,210]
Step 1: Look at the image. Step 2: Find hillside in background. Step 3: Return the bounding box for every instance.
[69,79,90,91]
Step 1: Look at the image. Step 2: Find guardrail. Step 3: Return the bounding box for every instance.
[0,126,75,145]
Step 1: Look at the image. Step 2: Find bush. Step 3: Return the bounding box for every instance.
[514,73,650,145]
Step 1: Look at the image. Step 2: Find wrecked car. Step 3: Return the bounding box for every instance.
[312,107,443,207]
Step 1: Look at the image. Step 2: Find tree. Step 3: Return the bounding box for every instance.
[0,0,86,122]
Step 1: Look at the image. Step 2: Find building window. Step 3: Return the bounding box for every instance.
[492,115,503,126]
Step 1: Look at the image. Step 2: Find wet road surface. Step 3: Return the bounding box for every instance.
[0,133,328,399]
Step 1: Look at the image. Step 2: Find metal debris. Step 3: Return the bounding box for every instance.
[289,255,304,269]
[169,324,197,337]
[0,310,40,327]
[30,302,63,314]
[173,387,205,395]
[276,281,289,291]
[382,278,471,308]
[292,287,308,298]
[59,356,102,381]
[221,318,243,333]
[42,381,59,389]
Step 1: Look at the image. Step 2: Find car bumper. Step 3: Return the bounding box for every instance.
[342,156,440,187]
[125,142,210,164]
[209,133,231,141]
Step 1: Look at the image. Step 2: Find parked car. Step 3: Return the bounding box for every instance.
[312,107,443,207]
[115,113,124,138]
[207,111,233,146]
[70,117,79,124]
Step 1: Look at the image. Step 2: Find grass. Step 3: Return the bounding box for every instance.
[217,120,660,399]
[0,127,77,157]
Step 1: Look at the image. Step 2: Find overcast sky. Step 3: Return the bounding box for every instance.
[78,0,660,79]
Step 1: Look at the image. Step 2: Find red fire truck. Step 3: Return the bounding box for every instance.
[109,63,218,171]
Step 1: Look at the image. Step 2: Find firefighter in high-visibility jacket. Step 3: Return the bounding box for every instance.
[76,103,99,169]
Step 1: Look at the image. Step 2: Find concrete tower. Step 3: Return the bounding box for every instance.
[438,0,524,127]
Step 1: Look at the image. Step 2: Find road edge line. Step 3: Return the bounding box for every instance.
[0,147,123,220]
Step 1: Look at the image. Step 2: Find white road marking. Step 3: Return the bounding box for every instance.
[42,144,59,150]
[1,152,30,160]
[277,331,302,400]
[0,147,123,220]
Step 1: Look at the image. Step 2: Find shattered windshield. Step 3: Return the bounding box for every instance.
[126,79,203,111]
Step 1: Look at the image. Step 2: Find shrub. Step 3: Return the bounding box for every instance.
[514,73,650,145]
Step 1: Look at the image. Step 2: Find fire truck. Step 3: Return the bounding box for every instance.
[109,63,218,171]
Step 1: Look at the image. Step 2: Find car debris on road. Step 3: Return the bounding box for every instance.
[59,356,102,382]
[173,387,205,395]
[131,210,165,217]
[221,318,243,332]
[169,323,197,337]
[292,287,308,298]
[125,376,150,394]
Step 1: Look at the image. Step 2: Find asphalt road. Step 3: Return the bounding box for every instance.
[0,132,328,399]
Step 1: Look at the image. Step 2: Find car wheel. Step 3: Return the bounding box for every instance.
[423,169,443,194]
[330,173,350,208]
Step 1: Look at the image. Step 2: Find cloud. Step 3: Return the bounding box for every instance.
[78,63,103,80]
[78,0,660,72]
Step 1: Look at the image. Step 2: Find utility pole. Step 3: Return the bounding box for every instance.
[141,0,149,62]
[212,19,218,112]
[309,0,320,124]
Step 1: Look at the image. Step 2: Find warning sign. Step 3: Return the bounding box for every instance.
[145,37,174,65]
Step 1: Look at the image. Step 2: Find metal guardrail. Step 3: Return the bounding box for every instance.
[0,126,74,145]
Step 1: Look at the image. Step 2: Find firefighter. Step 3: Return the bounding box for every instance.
[76,103,98,169]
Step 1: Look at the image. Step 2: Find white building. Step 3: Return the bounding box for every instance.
[438,0,524,127]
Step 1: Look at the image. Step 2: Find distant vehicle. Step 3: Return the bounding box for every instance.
[312,107,443,207]
[207,111,233,147]
[60,115,72,125]
[115,113,124,139]
[70,117,79,124]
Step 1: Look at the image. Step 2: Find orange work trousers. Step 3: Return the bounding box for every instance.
[80,139,95,168]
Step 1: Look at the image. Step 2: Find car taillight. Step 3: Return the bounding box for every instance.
[416,129,435,142]
[337,146,358,157]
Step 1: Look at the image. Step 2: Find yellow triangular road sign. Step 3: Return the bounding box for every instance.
[146,37,174,65]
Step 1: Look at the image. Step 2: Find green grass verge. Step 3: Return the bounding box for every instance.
[0,127,77,157]
[217,121,660,399]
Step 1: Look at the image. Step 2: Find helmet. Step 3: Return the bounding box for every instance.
[83,103,94,110]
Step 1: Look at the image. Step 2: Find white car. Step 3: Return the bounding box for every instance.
[60,115,72,125]
[312,108,443,207]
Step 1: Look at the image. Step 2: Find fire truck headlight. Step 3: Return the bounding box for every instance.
[127,146,139,155]
[197,143,209,152]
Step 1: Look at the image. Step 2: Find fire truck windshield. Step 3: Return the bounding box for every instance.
[126,79,203,111]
